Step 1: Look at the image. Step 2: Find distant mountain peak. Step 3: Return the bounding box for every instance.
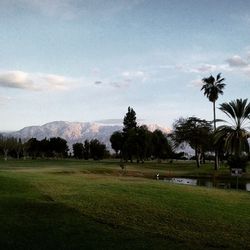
[4,120,171,149]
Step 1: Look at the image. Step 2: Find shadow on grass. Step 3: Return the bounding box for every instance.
[0,175,188,250]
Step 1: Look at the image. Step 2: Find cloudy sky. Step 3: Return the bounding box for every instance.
[0,0,250,131]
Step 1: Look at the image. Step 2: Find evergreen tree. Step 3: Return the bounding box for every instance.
[122,107,138,162]
[123,107,137,133]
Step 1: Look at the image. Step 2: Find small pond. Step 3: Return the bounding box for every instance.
[163,177,250,192]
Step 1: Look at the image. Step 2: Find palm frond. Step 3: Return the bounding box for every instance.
[216,73,221,81]
[216,99,250,156]
[201,73,225,103]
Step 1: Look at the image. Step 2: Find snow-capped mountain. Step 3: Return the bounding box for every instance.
[3,121,171,149]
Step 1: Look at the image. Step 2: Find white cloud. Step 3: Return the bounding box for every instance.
[0,71,74,91]
[40,74,72,90]
[121,70,147,82]
[0,71,34,90]
[226,55,248,67]
[224,52,250,77]
[92,70,148,89]
[174,62,229,74]
[122,70,145,77]
[189,64,218,73]
[186,52,250,78]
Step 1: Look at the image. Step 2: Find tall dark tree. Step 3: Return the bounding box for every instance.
[73,143,84,159]
[172,117,213,168]
[136,125,152,162]
[215,99,250,170]
[122,129,137,162]
[89,139,107,160]
[40,138,50,158]
[152,129,172,162]
[201,73,226,169]
[26,138,40,159]
[83,140,90,160]
[49,137,69,158]
[123,107,137,133]
[122,107,138,162]
[201,73,226,129]
[110,131,124,157]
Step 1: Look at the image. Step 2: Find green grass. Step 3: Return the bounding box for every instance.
[0,159,249,249]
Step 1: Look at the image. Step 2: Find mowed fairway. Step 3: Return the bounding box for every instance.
[0,160,249,249]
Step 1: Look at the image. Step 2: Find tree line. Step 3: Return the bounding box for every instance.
[109,107,216,165]
[72,139,109,160]
[0,136,69,160]
[0,136,109,161]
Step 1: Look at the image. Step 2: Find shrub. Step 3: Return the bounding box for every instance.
[227,155,248,172]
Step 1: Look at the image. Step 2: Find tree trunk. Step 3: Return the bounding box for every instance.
[23,149,27,160]
[202,152,205,164]
[4,149,8,161]
[195,148,200,168]
[214,153,219,170]
[213,101,219,170]
[213,101,216,130]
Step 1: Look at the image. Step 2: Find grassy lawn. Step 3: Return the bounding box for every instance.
[0,159,249,249]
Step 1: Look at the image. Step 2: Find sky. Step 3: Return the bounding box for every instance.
[0,0,250,131]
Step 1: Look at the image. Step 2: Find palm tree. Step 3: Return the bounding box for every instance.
[201,73,226,170]
[201,73,226,130]
[215,99,250,158]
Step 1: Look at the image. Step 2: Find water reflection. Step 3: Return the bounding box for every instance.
[167,178,197,186]
[164,177,250,192]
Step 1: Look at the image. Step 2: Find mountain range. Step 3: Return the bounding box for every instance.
[3,121,171,150]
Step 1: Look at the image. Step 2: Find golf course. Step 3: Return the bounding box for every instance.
[0,159,249,250]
